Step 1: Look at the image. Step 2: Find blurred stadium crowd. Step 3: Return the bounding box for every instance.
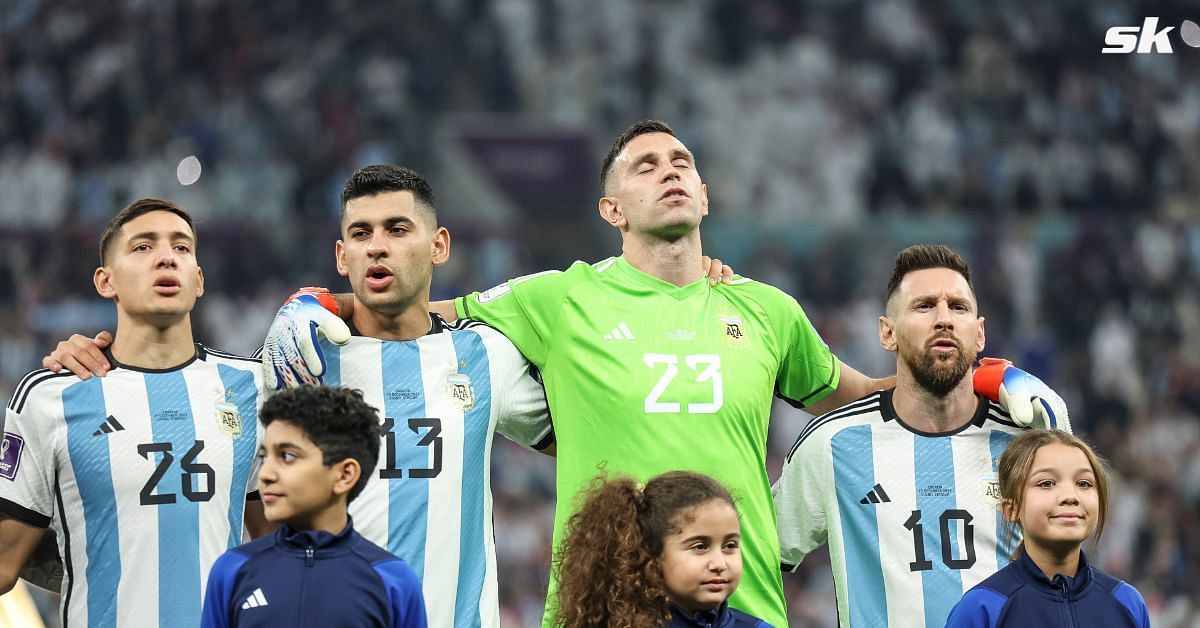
[1,0,1197,626]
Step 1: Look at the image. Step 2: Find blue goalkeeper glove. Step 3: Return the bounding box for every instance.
[261,288,351,390]
[973,357,1071,431]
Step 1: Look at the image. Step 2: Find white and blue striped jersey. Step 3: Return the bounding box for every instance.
[0,344,264,628]
[312,314,552,628]
[774,389,1049,628]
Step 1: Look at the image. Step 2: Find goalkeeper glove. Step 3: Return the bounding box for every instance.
[973,357,1071,431]
[261,287,351,390]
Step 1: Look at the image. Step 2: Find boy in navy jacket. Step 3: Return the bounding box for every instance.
[201,386,427,628]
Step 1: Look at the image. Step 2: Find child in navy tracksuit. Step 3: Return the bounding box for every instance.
[201,386,427,628]
[945,430,1149,628]
[552,471,771,628]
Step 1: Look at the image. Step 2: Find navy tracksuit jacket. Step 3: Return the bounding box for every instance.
[945,550,1149,628]
[666,602,772,627]
[201,519,427,628]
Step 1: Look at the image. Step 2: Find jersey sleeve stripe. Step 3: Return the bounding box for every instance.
[591,257,618,272]
[784,395,883,463]
[0,497,51,528]
[203,347,261,365]
[984,403,1021,428]
[531,426,556,451]
[9,370,74,413]
[790,393,882,448]
[10,368,52,403]
[444,317,494,332]
[55,479,76,628]
[777,352,840,408]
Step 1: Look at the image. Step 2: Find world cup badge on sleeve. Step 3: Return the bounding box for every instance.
[1,433,25,481]
[215,401,243,439]
[446,373,476,411]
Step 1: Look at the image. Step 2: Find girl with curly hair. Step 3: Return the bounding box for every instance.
[552,470,771,627]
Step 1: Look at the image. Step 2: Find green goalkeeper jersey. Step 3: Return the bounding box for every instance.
[456,256,840,626]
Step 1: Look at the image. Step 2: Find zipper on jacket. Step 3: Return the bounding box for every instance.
[299,545,315,628]
[1058,577,1075,627]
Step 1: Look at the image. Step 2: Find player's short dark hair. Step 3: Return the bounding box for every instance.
[99,198,196,265]
[340,165,438,226]
[885,244,974,307]
[260,386,381,503]
[600,119,677,192]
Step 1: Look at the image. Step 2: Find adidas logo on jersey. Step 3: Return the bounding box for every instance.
[603,323,636,340]
[92,415,125,437]
[859,483,891,504]
[241,587,268,609]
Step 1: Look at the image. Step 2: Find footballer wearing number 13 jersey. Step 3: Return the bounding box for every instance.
[313,315,552,628]
[456,254,841,626]
[0,345,263,628]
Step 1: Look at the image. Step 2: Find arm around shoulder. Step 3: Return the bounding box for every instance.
[803,361,893,417]
[430,299,457,322]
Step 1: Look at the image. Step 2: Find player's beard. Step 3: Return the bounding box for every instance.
[903,336,974,397]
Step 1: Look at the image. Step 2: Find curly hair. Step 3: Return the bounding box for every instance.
[260,386,381,503]
[552,471,737,627]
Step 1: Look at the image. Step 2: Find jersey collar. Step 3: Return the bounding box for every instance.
[102,343,203,373]
[611,255,711,301]
[346,312,446,338]
[879,388,992,437]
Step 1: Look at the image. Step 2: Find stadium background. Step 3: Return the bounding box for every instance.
[1,0,1197,626]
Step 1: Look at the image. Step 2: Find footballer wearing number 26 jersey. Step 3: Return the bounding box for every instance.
[0,345,263,628]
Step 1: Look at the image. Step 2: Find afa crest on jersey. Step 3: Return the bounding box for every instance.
[215,401,243,439]
[719,314,748,346]
[982,472,1002,509]
[446,373,476,410]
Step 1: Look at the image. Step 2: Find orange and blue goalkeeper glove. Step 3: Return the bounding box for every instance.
[973,357,1071,431]
[261,287,351,390]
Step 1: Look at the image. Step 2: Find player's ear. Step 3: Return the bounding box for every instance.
[331,458,361,499]
[431,227,450,267]
[195,266,205,299]
[335,240,349,277]
[975,316,986,354]
[700,182,709,217]
[1000,498,1018,522]
[94,266,116,299]
[598,196,625,229]
[879,315,897,352]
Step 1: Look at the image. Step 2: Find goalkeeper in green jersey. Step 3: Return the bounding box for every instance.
[436,121,890,626]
